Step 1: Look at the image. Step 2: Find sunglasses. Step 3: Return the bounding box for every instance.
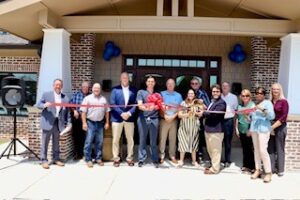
[241,95,250,97]
[191,82,199,85]
[255,92,264,95]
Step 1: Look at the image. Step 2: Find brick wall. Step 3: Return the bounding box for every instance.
[250,37,280,94]
[0,56,40,139]
[28,108,74,161]
[286,119,300,171]
[0,56,40,72]
[71,33,96,91]
[0,116,29,139]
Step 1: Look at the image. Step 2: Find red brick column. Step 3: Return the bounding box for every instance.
[71,33,96,91]
[250,36,280,93]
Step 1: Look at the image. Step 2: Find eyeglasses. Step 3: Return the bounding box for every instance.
[255,92,264,95]
[191,82,199,85]
[241,95,250,98]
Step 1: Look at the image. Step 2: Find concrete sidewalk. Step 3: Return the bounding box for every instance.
[0,141,300,200]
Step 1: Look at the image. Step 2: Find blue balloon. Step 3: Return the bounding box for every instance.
[113,46,121,57]
[105,41,114,49]
[228,52,236,61]
[234,44,242,52]
[103,41,121,61]
[235,52,246,63]
[103,51,111,61]
[105,46,114,57]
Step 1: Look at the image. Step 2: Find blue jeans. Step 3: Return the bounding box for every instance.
[137,116,159,163]
[223,118,234,163]
[84,120,104,162]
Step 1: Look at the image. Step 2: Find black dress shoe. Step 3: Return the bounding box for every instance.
[138,161,143,167]
[153,162,159,168]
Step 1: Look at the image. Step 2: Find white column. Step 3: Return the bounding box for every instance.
[36,29,72,103]
[156,0,164,17]
[187,0,194,17]
[278,33,300,115]
[172,0,179,17]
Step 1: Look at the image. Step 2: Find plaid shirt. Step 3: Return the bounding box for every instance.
[196,89,211,107]
[70,90,90,112]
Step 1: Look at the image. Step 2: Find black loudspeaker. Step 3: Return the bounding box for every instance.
[102,79,112,92]
[231,82,242,96]
[1,76,25,108]
[0,76,40,160]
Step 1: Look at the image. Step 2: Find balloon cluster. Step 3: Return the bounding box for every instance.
[228,44,246,63]
[103,41,121,61]
[147,93,163,110]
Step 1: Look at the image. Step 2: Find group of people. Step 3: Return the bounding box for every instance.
[37,72,289,183]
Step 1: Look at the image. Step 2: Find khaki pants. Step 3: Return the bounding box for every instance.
[251,132,271,173]
[205,132,224,173]
[159,119,178,159]
[112,122,134,161]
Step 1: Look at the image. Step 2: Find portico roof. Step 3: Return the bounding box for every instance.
[1,0,300,41]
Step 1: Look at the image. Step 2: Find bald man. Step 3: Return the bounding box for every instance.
[80,83,110,168]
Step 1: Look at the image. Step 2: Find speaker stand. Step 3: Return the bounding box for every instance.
[0,108,40,160]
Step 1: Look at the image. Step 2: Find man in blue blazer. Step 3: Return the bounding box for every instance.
[110,72,137,167]
[36,79,70,169]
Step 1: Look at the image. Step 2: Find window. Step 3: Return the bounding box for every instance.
[0,72,37,116]
[123,55,221,94]
[210,61,218,68]
[210,75,218,87]
[189,60,197,67]
[133,57,214,68]
[138,59,146,66]
[197,60,206,68]
[125,58,133,66]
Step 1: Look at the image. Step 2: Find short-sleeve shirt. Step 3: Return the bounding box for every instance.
[80,94,110,121]
[161,90,183,116]
[222,92,238,119]
[136,89,159,118]
[237,101,255,134]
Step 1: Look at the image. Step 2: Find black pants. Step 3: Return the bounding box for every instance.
[268,123,287,173]
[223,118,234,163]
[198,118,210,161]
[72,115,86,159]
[239,133,255,170]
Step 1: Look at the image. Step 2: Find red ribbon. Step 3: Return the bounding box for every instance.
[49,102,255,114]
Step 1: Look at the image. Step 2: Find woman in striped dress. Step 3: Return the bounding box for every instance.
[177,89,202,167]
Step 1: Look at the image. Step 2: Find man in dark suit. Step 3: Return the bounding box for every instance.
[199,84,226,174]
[110,72,137,167]
[37,79,70,169]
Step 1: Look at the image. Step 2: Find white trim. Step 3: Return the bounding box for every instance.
[60,16,292,37]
